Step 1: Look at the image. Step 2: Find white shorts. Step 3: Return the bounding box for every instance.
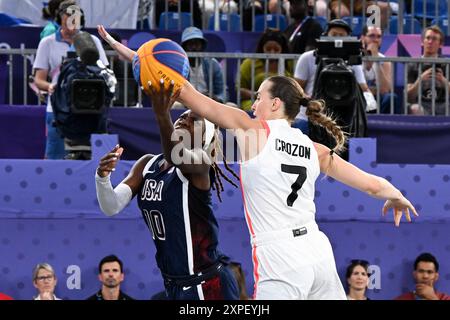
[251,221,346,300]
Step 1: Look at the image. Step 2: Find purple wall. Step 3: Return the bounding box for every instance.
[0,137,449,300]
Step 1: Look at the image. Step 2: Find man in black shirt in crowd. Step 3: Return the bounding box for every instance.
[87,255,134,300]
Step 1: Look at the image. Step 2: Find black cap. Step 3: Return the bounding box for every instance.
[324,18,352,35]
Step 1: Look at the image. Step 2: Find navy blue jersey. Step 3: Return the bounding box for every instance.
[137,154,222,276]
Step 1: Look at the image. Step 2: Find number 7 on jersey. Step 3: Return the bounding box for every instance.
[281,164,307,207]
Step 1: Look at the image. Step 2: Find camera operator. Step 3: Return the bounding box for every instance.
[33,0,109,159]
[293,19,376,132]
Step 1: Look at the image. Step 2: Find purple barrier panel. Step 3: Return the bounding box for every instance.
[1,218,449,300]
[312,138,450,223]
[0,105,45,159]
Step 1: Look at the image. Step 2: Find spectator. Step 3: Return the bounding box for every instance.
[361,25,400,114]
[155,0,203,29]
[345,259,370,300]
[32,263,60,300]
[33,0,109,159]
[201,1,238,19]
[283,0,323,54]
[329,1,392,30]
[306,0,327,17]
[407,26,449,115]
[87,255,134,300]
[239,28,292,111]
[180,27,225,103]
[240,0,287,31]
[0,292,13,300]
[395,252,450,300]
[40,0,67,39]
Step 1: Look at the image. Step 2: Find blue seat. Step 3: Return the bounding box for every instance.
[254,14,287,32]
[313,16,328,30]
[388,16,422,34]
[431,16,450,35]
[414,0,447,20]
[158,12,192,30]
[208,13,241,32]
[343,16,364,36]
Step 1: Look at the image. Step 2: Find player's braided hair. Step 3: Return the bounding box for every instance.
[207,129,240,202]
[267,76,347,154]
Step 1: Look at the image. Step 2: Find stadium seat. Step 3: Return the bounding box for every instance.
[431,16,450,35]
[388,16,421,34]
[208,13,241,32]
[313,16,328,30]
[158,12,192,30]
[413,0,447,20]
[343,16,364,36]
[254,14,287,32]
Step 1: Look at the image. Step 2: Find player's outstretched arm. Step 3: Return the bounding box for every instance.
[178,81,260,131]
[97,25,137,62]
[314,142,418,227]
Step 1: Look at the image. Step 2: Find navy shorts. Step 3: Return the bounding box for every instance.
[164,263,239,300]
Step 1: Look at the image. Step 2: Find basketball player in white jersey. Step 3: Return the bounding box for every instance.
[168,75,419,300]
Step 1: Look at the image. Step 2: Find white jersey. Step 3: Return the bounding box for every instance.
[240,119,320,238]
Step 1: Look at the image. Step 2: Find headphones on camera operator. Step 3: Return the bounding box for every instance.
[55,0,85,29]
[51,5,116,160]
[308,19,368,160]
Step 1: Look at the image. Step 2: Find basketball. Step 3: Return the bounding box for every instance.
[133,38,190,94]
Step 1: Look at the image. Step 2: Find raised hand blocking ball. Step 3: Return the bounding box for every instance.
[133,38,190,94]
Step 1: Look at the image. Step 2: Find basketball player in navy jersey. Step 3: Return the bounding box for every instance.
[95,80,240,300]
[168,75,419,300]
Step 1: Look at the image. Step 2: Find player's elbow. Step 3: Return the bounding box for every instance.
[99,204,120,217]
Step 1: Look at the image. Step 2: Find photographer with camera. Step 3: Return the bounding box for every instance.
[293,19,373,159]
[294,19,374,109]
[33,0,110,159]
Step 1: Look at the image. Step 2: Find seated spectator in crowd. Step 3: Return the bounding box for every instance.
[180,27,225,104]
[361,25,400,114]
[155,0,203,29]
[201,0,238,18]
[407,26,449,116]
[87,255,134,300]
[329,0,391,30]
[240,0,287,31]
[40,0,66,39]
[283,0,323,54]
[229,261,250,300]
[345,259,370,300]
[239,28,292,111]
[395,252,450,300]
[32,263,61,300]
[0,292,14,300]
[306,0,327,17]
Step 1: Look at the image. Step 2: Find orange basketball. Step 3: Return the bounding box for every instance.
[132,38,190,95]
